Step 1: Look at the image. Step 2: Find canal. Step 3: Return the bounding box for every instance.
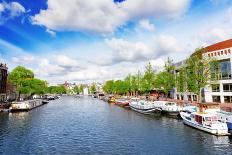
[1,96,232,155]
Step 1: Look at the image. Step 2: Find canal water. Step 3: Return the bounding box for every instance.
[1,96,232,155]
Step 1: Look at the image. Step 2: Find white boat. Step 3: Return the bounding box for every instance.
[129,100,161,115]
[211,111,232,131]
[180,111,229,136]
[10,99,43,112]
[153,101,181,116]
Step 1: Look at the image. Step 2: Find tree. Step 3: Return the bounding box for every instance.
[90,83,97,94]
[185,53,212,102]
[47,86,66,94]
[8,66,34,100]
[21,78,47,96]
[154,58,175,96]
[103,80,115,94]
[181,47,220,102]
[73,86,81,94]
[140,62,155,93]
[124,74,132,95]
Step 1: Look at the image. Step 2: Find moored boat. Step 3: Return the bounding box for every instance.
[108,96,116,103]
[180,111,229,136]
[153,101,181,116]
[129,100,161,115]
[10,99,43,112]
[212,111,232,131]
[115,99,130,106]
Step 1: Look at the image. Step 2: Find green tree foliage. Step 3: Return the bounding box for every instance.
[114,80,128,95]
[8,66,34,91]
[8,66,49,99]
[175,48,215,102]
[20,79,47,95]
[90,83,97,94]
[47,86,66,94]
[103,80,115,94]
[73,86,81,94]
[154,58,175,95]
[140,62,155,93]
[176,67,187,93]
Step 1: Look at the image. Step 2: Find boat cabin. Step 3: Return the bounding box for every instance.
[192,113,218,125]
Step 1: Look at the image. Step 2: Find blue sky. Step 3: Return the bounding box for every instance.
[1,0,232,84]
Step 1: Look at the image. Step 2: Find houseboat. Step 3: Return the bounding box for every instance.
[180,111,229,136]
[10,99,43,112]
[153,101,181,116]
[129,100,161,115]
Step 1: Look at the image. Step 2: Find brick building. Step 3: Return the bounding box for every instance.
[0,63,8,102]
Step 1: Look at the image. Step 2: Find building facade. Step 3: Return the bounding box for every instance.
[173,39,232,103]
[0,63,8,102]
[202,39,232,103]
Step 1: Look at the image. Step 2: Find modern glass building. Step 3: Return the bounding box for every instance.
[173,39,232,103]
[203,39,232,103]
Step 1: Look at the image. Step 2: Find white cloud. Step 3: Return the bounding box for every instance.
[121,0,191,19]
[106,38,154,63]
[31,0,191,34]
[92,35,181,66]
[0,3,4,12]
[11,55,34,65]
[0,1,25,24]
[154,35,181,54]
[31,0,128,34]
[138,19,155,32]
[54,55,80,68]
[7,2,25,17]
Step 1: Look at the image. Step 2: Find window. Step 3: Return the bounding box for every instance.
[212,96,220,102]
[211,84,220,92]
[224,96,232,103]
[223,83,232,92]
[220,61,231,79]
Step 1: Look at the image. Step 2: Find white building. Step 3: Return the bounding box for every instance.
[173,39,232,103]
[202,39,232,103]
[83,88,89,95]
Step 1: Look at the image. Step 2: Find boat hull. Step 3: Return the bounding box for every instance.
[130,106,161,115]
[115,101,129,106]
[162,110,180,116]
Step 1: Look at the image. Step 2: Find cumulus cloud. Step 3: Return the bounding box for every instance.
[106,38,154,63]
[138,19,155,32]
[0,1,25,24]
[92,35,181,65]
[154,35,181,54]
[31,0,191,34]
[31,0,128,34]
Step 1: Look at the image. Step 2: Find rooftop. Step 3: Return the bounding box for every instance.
[205,39,232,53]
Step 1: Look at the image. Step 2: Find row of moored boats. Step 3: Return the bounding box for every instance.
[97,96,232,136]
